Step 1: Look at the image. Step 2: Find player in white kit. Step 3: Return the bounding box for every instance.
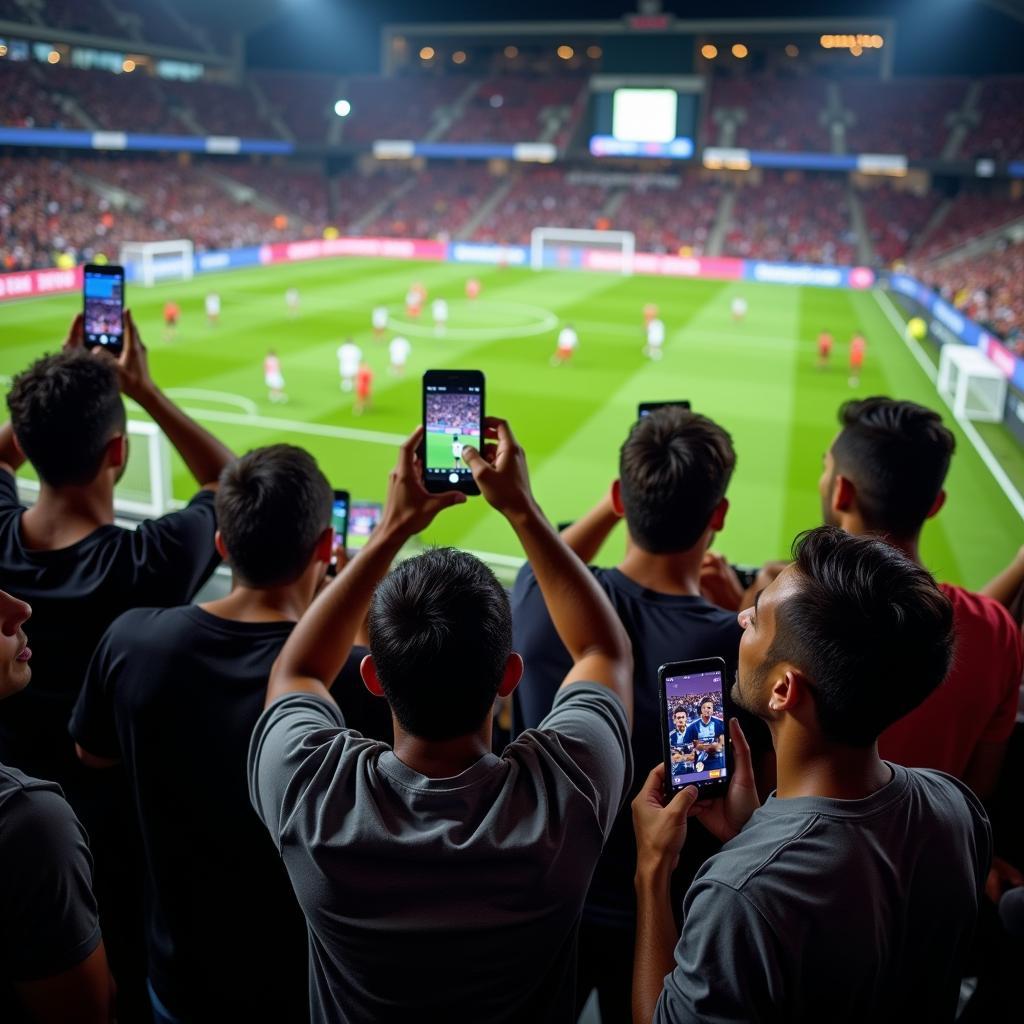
[372,305,389,338]
[644,317,666,361]
[451,435,464,466]
[432,298,448,336]
[263,350,286,404]
[337,339,363,391]
[285,288,300,316]
[731,295,748,322]
[551,324,578,367]
[389,336,411,376]
[205,292,221,325]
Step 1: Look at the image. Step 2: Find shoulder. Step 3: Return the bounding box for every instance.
[104,605,184,645]
[943,583,1020,641]
[0,768,80,849]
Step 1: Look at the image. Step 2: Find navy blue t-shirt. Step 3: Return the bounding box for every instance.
[512,563,745,927]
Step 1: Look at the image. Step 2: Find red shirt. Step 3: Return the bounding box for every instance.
[356,366,373,397]
[850,336,866,364]
[164,302,180,321]
[879,584,1022,777]
[818,332,833,352]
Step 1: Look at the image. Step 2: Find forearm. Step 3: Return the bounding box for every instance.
[633,865,677,1024]
[559,494,619,563]
[981,547,1024,608]
[265,524,405,708]
[134,384,233,487]
[0,422,25,471]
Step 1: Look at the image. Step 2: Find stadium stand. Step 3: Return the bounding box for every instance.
[216,162,330,226]
[912,191,1024,260]
[706,76,831,152]
[0,61,70,129]
[160,79,281,139]
[341,76,469,144]
[860,185,944,265]
[252,70,343,144]
[35,0,128,40]
[612,177,725,254]
[961,75,1024,160]
[443,77,585,143]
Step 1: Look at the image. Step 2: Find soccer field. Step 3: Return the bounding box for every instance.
[1,256,1021,589]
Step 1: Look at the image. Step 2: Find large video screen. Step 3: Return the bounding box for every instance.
[590,86,698,159]
[612,88,678,143]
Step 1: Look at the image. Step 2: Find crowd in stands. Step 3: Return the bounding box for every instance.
[216,162,331,227]
[961,76,1024,161]
[861,185,944,264]
[611,177,724,254]
[443,78,584,144]
[0,315,1020,1021]
[252,70,342,145]
[912,191,1024,261]
[341,76,468,145]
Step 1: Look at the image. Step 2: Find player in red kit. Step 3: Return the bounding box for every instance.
[465,278,481,300]
[849,334,866,387]
[817,330,833,369]
[354,362,374,416]
[163,300,180,341]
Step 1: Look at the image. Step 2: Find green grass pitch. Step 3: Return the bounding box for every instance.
[426,430,466,472]
[1,255,1021,589]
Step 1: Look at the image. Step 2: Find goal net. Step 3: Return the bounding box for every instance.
[937,344,1007,422]
[14,419,174,519]
[120,239,195,287]
[530,227,635,275]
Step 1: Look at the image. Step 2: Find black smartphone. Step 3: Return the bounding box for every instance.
[422,369,484,495]
[327,490,349,577]
[83,264,125,356]
[638,400,691,418]
[731,565,759,590]
[348,501,383,549]
[659,656,732,801]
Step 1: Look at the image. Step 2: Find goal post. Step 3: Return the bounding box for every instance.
[530,227,635,275]
[937,344,1007,422]
[119,239,195,287]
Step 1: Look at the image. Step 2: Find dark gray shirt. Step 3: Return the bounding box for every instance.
[248,683,631,1024]
[655,764,991,1024]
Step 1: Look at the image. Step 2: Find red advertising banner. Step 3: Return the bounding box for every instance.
[0,265,82,301]
[259,237,447,265]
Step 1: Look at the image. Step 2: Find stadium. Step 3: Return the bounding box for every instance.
[2,2,1024,1021]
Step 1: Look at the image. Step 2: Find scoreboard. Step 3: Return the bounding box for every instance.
[589,76,701,159]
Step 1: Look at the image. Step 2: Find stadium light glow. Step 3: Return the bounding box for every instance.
[334,99,351,117]
[504,45,518,58]
[731,43,748,59]
[586,45,602,59]
[820,34,884,51]
[701,44,718,59]
[452,50,466,64]
[419,46,435,60]
[785,43,799,57]
[122,59,136,72]
[557,45,574,60]
[47,50,60,64]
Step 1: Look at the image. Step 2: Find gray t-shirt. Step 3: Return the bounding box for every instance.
[248,683,631,1023]
[655,764,991,1024]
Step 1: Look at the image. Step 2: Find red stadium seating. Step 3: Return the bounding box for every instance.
[913,192,1024,260]
[705,76,831,152]
[861,185,943,265]
[443,78,585,143]
[961,76,1024,160]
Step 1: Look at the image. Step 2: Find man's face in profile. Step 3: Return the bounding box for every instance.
[818,442,840,528]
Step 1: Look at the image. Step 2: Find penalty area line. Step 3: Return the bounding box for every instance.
[177,407,408,446]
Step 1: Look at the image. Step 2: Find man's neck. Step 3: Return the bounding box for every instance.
[840,514,923,566]
[19,482,114,550]
[201,582,314,624]
[774,725,892,801]
[392,723,493,779]
[617,541,705,596]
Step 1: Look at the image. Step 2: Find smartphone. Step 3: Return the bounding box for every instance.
[348,501,382,548]
[731,565,759,590]
[659,656,732,800]
[422,369,484,495]
[83,264,125,356]
[327,489,349,577]
[638,400,691,418]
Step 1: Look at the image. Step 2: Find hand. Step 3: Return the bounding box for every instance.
[700,552,744,611]
[379,426,466,540]
[461,417,535,521]
[689,718,760,843]
[985,855,1024,904]
[61,312,84,351]
[113,310,154,402]
[633,763,699,878]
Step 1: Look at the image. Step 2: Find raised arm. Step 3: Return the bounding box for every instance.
[463,418,633,725]
[982,545,1024,609]
[559,487,622,563]
[115,310,234,489]
[15,943,114,1024]
[265,427,465,709]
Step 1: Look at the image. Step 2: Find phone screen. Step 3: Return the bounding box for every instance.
[348,501,382,548]
[663,664,729,793]
[83,267,125,354]
[423,371,483,493]
[638,400,691,418]
[329,492,349,573]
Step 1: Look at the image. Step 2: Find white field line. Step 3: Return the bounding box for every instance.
[874,288,1024,522]
[163,388,258,415]
[178,408,408,446]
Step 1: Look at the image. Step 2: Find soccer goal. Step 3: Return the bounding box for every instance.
[937,344,1007,422]
[530,227,635,275]
[119,239,195,287]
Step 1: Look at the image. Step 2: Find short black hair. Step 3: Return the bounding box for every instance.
[7,351,125,487]
[767,526,954,747]
[215,445,332,587]
[831,397,955,539]
[619,407,736,553]
[368,548,512,741]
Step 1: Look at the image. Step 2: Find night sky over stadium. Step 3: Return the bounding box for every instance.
[240,0,1024,75]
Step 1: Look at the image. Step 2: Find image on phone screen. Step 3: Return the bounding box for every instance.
[83,267,125,353]
[423,371,483,492]
[328,492,349,574]
[663,665,728,793]
[638,400,691,418]
[348,501,382,548]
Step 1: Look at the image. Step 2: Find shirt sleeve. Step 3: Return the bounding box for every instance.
[127,490,220,605]
[654,879,786,1024]
[67,620,123,760]
[522,683,633,839]
[248,693,347,847]
[0,467,19,509]
[0,786,101,981]
[987,604,1023,743]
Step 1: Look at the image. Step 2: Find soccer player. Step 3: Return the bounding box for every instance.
[682,697,726,772]
[817,329,833,369]
[451,434,464,467]
[643,303,659,326]
[465,278,481,300]
[667,707,689,750]
[163,300,180,341]
[372,305,389,339]
[849,333,866,387]
[337,338,362,392]
[264,349,286,404]
[285,287,300,317]
[551,323,578,367]
[644,317,666,361]
[731,295,748,322]
[432,297,449,336]
[205,292,221,326]
[389,335,411,376]
[354,362,373,416]
[405,287,422,318]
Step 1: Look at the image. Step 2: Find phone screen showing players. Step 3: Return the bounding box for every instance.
[664,669,728,791]
[330,497,348,557]
[424,383,481,487]
[348,502,382,547]
[84,270,124,350]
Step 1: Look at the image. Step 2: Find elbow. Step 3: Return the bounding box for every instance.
[75,744,119,770]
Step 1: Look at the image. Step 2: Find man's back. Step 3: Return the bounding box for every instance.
[249,684,631,1023]
[656,765,990,1023]
[879,583,1022,775]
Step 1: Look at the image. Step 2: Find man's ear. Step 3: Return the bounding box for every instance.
[105,434,127,472]
[313,526,334,565]
[926,489,946,520]
[498,652,524,698]
[770,668,813,715]
[610,479,625,517]
[833,474,856,514]
[360,655,385,698]
[708,496,729,533]
[214,530,229,562]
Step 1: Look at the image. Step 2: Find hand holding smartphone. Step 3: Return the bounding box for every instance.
[83,264,125,356]
[421,369,484,495]
[327,490,349,577]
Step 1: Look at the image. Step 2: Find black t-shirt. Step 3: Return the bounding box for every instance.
[69,604,394,1021]
[0,763,101,1024]
[512,563,752,927]
[0,470,219,786]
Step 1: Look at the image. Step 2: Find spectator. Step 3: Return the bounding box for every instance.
[70,445,393,1023]
[248,420,634,1021]
[0,587,113,1024]
[633,527,990,1023]
[513,406,763,1020]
